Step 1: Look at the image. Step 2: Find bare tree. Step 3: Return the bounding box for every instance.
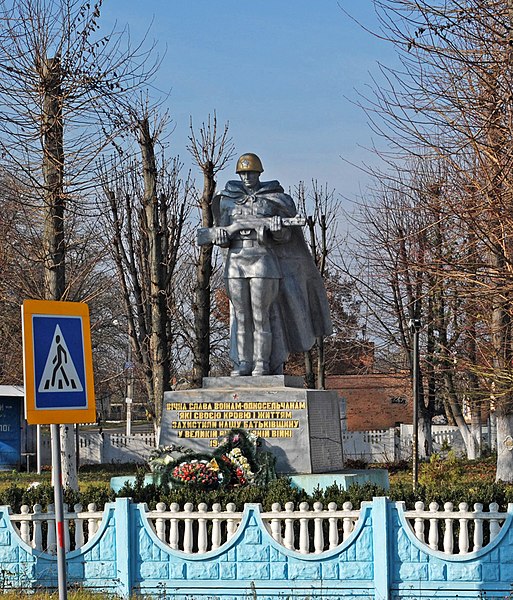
[343,157,492,459]
[0,0,159,488]
[294,181,342,388]
[187,114,234,387]
[101,110,192,429]
[0,165,131,420]
[349,0,513,478]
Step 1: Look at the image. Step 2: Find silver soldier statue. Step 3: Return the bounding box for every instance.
[198,153,332,376]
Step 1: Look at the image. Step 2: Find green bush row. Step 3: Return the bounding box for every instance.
[1,471,512,513]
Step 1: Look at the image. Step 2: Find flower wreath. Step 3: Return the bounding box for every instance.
[149,429,267,490]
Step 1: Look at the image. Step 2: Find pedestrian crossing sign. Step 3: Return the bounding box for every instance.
[22,300,96,425]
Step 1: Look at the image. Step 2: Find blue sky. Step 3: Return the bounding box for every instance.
[101,1,396,202]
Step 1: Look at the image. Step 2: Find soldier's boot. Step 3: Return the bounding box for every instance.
[252,332,272,376]
[231,330,253,376]
[231,361,252,377]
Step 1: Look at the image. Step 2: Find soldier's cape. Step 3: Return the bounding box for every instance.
[214,180,333,373]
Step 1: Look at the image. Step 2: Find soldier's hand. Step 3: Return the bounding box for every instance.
[269,216,282,232]
[214,228,229,246]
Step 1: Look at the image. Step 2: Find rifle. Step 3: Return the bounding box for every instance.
[197,215,306,246]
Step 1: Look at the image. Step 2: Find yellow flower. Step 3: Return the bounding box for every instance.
[208,458,220,471]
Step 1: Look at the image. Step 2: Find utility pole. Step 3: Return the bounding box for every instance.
[409,318,422,492]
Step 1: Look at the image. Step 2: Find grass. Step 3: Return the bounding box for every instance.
[381,454,498,486]
[0,463,136,494]
[0,454,501,491]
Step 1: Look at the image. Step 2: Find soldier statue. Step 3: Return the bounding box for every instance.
[198,153,332,376]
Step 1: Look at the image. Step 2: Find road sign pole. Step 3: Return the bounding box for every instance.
[22,299,96,600]
[50,423,68,600]
[36,425,42,474]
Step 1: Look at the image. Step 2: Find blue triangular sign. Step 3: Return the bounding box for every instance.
[37,324,84,393]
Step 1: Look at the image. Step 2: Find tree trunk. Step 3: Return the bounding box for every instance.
[304,212,329,389]
[304,349,315,389]
[490,239,513,480]
[467,417,482,461]
[138,118,169,423]
[496,405,513,482]
[42,56,78,491]
[191,161,215,387]
[443,369,475,457]
[418,410,432,459]
[316,336,326,389]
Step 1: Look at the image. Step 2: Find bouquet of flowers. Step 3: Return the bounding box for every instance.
[148,444,188,474]
[171,458,222,489]
[216,429,258,487]
[225,447,254,485]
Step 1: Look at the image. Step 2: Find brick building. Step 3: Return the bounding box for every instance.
[327,372,413,431]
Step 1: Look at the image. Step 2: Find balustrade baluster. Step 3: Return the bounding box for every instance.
[32,504,43,550]
[270,503,282,544]
[74,504,84,549]
[284,502,295,550]
[87,503,98,538]
[226,503,238,539]
[47,504,56,555]
[183,502,194,554]
[473,503,483,551]
[458,502,469,554]
[155,502,167,542]
[169,503,180,550]
[489,503,501,541]
[313,502,324,554]
[414,501,425,541]
[342,502,354,541]
[299,502,310,554]
[428,502,439,550]
[328,502,339,548]
[197,503,208,553]
[20,505,30,544]
[211,504,222,550]
[443,502,454,554]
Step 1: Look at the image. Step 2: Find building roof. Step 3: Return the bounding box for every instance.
[0,385,24,397]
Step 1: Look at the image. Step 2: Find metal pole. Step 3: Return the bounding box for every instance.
[75,423,80,473]
[409,318,421,492]
[36,425,41,475]
[50,423,67,600]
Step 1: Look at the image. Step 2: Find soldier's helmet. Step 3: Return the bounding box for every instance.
[236,153,264,174]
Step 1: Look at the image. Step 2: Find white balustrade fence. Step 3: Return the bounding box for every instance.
[261,501,360,554]
[147,501,360,555]
[9,502,103,554]
[8,499,508,557]
[404,501,507,555]
[148,502,240,554]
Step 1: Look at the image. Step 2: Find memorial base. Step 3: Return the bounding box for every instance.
[159,375,344,474]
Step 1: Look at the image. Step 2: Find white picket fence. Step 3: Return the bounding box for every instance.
[40,432,156,466]
[8,500,509,557]
[36,426,475,467]
[341,424,494,462]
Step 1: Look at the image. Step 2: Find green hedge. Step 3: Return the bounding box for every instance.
[1,473,512,513]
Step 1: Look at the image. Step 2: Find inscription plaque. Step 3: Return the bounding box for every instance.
[159,376,343,474]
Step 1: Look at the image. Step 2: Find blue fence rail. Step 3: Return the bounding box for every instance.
[0,497,512,599]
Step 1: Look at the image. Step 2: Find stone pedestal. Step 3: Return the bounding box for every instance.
[158,375,343,474]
